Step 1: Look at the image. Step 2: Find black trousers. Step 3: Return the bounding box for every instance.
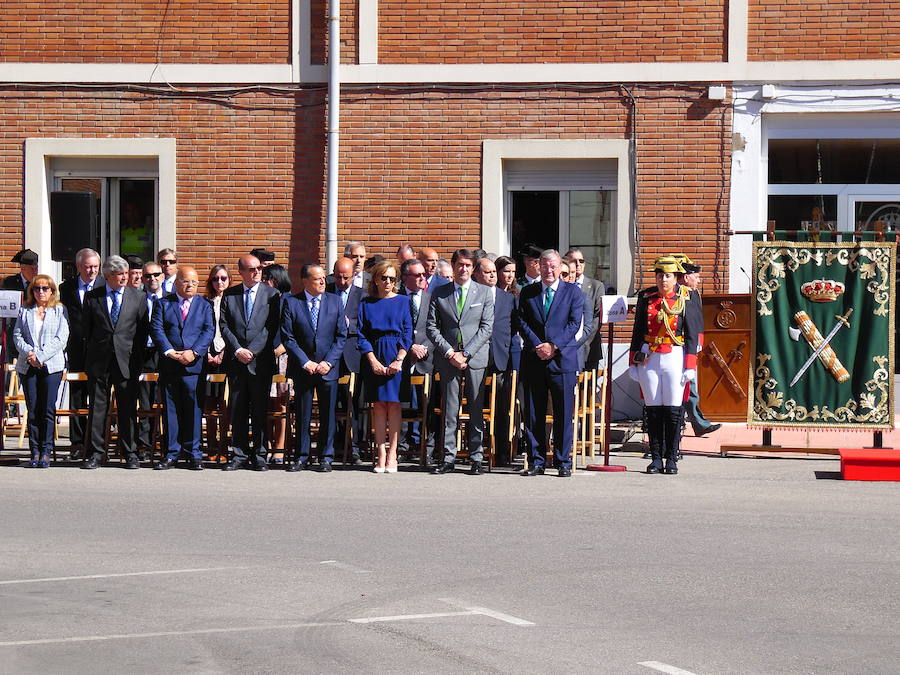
[227,367,269,466]
[87,359,139,461]
[137,347,159,448]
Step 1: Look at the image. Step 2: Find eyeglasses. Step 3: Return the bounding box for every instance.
[160,259,177,265]
[380,275,396,282]
[242,267,261,273]
[142,272,162,279]
[33,286,51,293]
[213,276,229,282]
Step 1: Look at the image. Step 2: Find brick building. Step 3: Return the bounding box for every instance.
[2,2,900,308]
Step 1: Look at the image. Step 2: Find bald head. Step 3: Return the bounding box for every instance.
[175,265,200,298]
[333,257,355,291]
[474,257,498,287]
[418,248,439,276]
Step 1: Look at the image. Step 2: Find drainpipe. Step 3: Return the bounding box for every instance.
[325,0,340,269]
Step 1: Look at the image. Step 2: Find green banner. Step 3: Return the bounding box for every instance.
[750,240,895,430]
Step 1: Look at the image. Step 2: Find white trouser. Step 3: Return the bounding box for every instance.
[637,345,684,406]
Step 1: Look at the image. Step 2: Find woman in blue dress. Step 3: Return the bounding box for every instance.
[358,259,412,473]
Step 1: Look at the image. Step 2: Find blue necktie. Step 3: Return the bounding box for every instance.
[244,287,254,319]
[110,290,121,326]
[310,296,319,332]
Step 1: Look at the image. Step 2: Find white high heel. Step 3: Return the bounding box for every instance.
[385,465,398,473]
[373,466,386,474]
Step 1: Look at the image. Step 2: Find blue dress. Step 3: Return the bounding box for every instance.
[357,295,413,403]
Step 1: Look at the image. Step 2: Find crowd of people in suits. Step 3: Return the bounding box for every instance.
[1,240,715,476]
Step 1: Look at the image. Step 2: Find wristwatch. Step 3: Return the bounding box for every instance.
[462,350,471,359]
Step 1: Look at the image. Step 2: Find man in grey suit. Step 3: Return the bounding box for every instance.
[398,258,435,464]
[567,247,606,370]
[426,248,494,475]
[219,254,281,471]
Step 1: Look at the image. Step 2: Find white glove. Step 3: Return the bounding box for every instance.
[628,365,639,382]
[681,369,696,386]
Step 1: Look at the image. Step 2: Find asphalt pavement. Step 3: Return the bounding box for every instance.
[0,454,897,674]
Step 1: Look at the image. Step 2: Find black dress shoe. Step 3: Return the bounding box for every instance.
[558,467,572,477]
[431,462,455,474]
[69,446,84,461]
[694,423,721,437]
[286,461,309,472]
[646,463,662,474]
[124,457,141,469]
[468,462,483,475]
[80,456,100,470]
[223,460,245,471]
[251,463,269,471]
[190,459,204,471]
[521,466,544,476]
[155,457,177,470]
[317,462,333,473]
[349,453,361,465]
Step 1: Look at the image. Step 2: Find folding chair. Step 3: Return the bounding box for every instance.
[56,371,90,461]
[398,372,431,467]
[4,362,27,449]
[334,372,357,464]
[135,372,164,466]
[202,372,229,463]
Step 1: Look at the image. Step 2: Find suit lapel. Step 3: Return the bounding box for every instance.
[297,294,314,333]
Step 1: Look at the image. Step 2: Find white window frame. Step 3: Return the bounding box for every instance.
[482,139,632,293]
[24,138,176,281]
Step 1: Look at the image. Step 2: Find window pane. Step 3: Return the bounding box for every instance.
[511,190,559,265]
[769,138,900,184]
[118,179,156,262]
[854,200,900,230]
[767,194,837,230]
[568,190,612,286]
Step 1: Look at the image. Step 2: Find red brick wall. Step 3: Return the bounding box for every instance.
[0,85,730,293]
[310,0,358,65]
[749,1,900,60]
[0,1,292,63]
[378,1,727,63]
[0,88,324,285]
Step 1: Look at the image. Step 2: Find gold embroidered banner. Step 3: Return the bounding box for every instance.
[749,240,896,430]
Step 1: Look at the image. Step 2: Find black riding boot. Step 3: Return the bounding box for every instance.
[645,407,664,474]
[663,405,683,474]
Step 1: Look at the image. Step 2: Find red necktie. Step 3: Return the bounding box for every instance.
[181,298,189,320]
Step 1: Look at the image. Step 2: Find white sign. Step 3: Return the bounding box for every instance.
[600,295,628,323]
[0,290,22,319]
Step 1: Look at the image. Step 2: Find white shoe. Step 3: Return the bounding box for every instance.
[385,465,398,473]
[373,466,386,473]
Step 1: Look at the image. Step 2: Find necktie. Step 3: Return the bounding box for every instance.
[340,289,348,310]
[455,285,466,316]
[576,280,582,289]
[310,296,319,331]
[244,287,254,319]
[423,278,429,292]
[543,286,554,315]
[110,290,121,325]
[181,298,190,320]
[147,295,157,346]
[410,292,419,323]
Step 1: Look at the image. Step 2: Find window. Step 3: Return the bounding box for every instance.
[24,138,175,281]
[482,140,632,293]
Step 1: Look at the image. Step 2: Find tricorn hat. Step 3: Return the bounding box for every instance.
[11,248,38,265]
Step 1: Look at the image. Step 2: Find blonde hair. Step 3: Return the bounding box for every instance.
[366,260,399,297]
[23,274,60,308]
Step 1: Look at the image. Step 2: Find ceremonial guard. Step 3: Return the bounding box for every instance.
[629,256,701,475]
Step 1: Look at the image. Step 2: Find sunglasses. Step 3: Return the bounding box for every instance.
[160,259,177,265]
[560,272,569,277]
[213,276,229,282]
[33,286,51,292]
[405,272,426,277]
[380,275,397,282]
[243,267,261,273]
[142,272,162,279]
[570,258,585,264]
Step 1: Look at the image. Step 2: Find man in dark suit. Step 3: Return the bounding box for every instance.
[58,248,101,460]
[516,243,543,289]
[518,249,584,477]
[326,257,365,462]
[398,258,435,465]
[282,264,347,472]
[136,261,165,457]
[151,266,216,470]
[81,255,150,469]
[3,248,39,364]
[426,248,494,475]
[566,247,606,370]
[219,254,281,471]
[473,256,519,465]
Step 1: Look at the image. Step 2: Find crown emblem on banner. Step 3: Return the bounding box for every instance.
[801,279,845,302]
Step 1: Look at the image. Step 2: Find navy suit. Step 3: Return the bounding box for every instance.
[219,283,281,466]
[282,292,347,465]
[517,280,584,470]
[151,294,215,461]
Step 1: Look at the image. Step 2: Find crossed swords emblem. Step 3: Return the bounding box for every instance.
[788,308,853,387]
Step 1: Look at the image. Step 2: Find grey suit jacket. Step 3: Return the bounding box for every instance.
[426,281,494,372]
[13,305,69,375]
[404,288,434,374]
[576,275,606,369]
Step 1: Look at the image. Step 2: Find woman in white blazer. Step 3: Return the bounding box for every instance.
[13,274,69,468]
